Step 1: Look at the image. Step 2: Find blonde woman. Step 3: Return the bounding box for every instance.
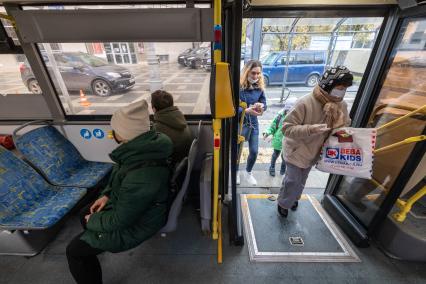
[237,60,267,186]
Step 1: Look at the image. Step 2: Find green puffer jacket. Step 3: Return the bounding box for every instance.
[153,106,192,165]
[264,110,286,151]
[80,130,173,253]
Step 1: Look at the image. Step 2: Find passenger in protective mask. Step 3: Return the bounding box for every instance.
[66,99,173,284]
[277,66,353,218]
[237,60,267,186]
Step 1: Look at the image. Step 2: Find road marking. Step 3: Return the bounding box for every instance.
[106,95,124,101]
[77,109,96,115]
[177,85,186,90]
[0,86,28,93]
[192,73,211,114]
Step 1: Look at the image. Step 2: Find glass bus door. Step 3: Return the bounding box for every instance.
[325,10,426,253]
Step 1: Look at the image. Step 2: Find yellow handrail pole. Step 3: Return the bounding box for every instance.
[393,186,426,222]
[217,197,223,264]
[211,0,222,243]
[373,135,426,155]
[237,101,247,165]
[377,104,426,132]
[212,119,221,240]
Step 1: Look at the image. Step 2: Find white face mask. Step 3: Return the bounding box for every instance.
[330,88,346,99]
[248,77,259,84]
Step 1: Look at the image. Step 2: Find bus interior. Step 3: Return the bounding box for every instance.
[0,0,425,283]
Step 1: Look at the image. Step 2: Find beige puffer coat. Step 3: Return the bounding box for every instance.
[282,93,351,169]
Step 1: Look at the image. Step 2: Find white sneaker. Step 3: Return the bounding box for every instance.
[246,172,257,186]
[236,171,241,185]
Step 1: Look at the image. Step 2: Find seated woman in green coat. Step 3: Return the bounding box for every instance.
[66,99,173,284]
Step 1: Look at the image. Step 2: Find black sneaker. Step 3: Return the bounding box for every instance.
[277,205,288,218]
[291,201,298,211]
[269,167,276,177]
[280,167,286,175]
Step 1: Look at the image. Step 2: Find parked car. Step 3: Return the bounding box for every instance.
[20,52,135,96]
[261,50,326,87]
[185,48,210,69]
[201,57,211,72]
[177,48,195,65]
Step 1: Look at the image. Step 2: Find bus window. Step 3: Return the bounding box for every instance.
[35,42,211,116]
[0,7,34,96]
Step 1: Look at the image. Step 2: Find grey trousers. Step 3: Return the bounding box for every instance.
[278,162,312,209]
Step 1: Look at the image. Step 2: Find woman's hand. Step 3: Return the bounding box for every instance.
[309,124,330,135]
[246,106,262,116]
[90,195,109,214]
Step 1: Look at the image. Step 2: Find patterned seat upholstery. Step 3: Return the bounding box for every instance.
[15,126,112,188]
[0,146,86,229]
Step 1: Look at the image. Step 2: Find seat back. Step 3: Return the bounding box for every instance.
[14,126,86,184]
[170,157,188,195]
[196,120,202,139]
[161,137,198,233]
[0,146,52,216]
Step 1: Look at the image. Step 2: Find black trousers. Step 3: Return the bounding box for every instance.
[66,204,104,284]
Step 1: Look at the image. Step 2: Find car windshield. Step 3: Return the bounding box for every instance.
[75,53,109,67]
[262,52,279,65]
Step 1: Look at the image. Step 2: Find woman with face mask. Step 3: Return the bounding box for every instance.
[277,66,353,217]
[237,60,267,186]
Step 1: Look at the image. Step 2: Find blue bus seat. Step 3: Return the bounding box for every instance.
[0,146,86,230]
[14,125,112,188]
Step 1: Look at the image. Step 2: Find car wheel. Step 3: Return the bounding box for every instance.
[306,74,320,87]
[264,76,269,86]
[92,79,112,97]
[27,79,42,94]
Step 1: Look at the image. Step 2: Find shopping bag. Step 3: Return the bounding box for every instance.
[316,127,376,179]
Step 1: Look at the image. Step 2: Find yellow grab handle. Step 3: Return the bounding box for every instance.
[374,135,426,154]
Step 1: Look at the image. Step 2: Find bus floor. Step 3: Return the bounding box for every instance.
[0,202,425,283]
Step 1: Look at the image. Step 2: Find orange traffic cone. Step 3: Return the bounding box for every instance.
[79,90,91,107]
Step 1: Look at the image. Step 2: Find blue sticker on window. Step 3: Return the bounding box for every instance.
[93,129,105,139]
[80,129,92,140]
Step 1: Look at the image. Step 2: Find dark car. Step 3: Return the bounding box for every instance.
[261,50,326,87]
[20,52,135,96]
[177,48,195,65]
[185,48,210,69]
[201,57,211,72]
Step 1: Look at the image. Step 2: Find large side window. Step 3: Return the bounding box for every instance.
[19,4,212,116]
[0,7,39,96]
[35,42,211,116]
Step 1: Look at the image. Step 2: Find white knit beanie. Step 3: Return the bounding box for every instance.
[110,99,150,141]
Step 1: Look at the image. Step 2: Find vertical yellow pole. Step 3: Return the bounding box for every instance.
[212,119,221,240]
[217,198,223,264]
[212,0,222,264]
